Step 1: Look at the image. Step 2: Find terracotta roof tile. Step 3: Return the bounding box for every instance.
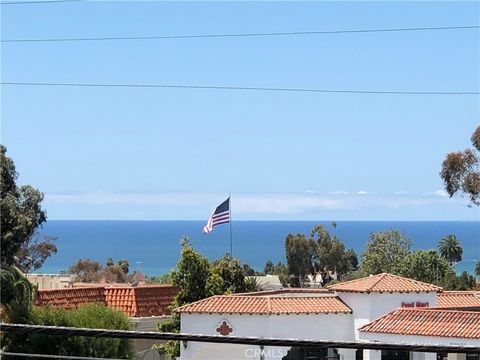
[437,291,480,309]
[35,286,106,309]
[232,288,331,297]
[328,273,442,293]
[176,295,352,315]
[359,308,480,339]
[36,285,178,317]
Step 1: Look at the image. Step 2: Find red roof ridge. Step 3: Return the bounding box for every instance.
[39,285,106,292]
[175,295,224,312]
[232,288,331,296]
[368,272,388,291]
[328,273,442,293]
[175,294,353,315]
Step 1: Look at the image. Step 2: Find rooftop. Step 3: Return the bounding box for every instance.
[36,284,178,317]
[359,308,480,339]
[36,286,106,309]
[176,294,352,315]
[232,288,331,297]
[437,291,480,309]
[328,273,443,294]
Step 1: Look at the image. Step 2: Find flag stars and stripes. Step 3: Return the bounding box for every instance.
[203,197,230,234]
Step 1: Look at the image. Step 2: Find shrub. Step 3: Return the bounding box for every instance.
[5,303,133,359]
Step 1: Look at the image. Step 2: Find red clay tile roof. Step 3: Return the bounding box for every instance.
[176,295,352,315]
[106,285,178,317]
[359,308,480,339]
[437,291,480,309]
[232,288,331,297]
[328,273,442,293]
[35,286,106,309]
[36,285,178,317]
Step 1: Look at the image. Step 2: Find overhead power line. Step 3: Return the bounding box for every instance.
[1,0,84,4]
[2,25,479,43]
[0,352,125,360]
[2,323,480,353]
[1,81,479,95]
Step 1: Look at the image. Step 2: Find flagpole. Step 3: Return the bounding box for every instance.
[229,193,233,258]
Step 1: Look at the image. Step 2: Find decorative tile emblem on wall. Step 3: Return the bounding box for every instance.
[216,320,233,336]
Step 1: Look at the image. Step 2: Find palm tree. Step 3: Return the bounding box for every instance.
[438,234,463,265]
[0,265,34,323]
[475,261,480,279]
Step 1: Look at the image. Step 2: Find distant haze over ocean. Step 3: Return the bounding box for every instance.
[37,221,479,277]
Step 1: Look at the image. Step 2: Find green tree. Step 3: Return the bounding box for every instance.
[245,276,264,292]
[106,258,114,267]
[1,145,49,267]
[6,304,133,359]
[438,234,463,265]
[475,261,480,278]
[441,271,477,291]
[361,229,412,275]
[310,225,357,278]
[157,238,214,358]
[171,238,214,305]
[397,250,453,285]
[156,238,253,358]
[285,233,312,287]
[264,260,275,275]
[242,263,255,276]
[1,266,35,354]
[0,266,34,324]
[102,265,127,283]
[68,259,103,282]
[210,254,247,294]
[440,125,480,206]
[117,259,130,274]
[147,271,174,284]
[15,234,58,273]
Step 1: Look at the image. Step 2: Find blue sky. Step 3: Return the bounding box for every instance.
[1,1,479,220]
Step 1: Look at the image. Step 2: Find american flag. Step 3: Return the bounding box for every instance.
[203,197,230,234]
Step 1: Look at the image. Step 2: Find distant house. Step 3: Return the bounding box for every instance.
[26,273,73,290]
[249,275,283,290]
[132,271,147,285]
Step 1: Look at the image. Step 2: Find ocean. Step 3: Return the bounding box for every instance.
[37,221,479,277]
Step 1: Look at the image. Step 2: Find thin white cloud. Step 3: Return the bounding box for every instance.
[433,189,449,198]
[357,190,367,195]
[305,190,317,194]
[233,194,344,213]
[328,190,350,195]
[45,191,465,218]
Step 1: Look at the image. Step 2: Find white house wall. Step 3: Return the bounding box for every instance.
[335,292,437,339]
[180,312,354,360]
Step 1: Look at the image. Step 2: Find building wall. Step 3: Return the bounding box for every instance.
[26,274,72,290]
[336,292,437,339]
[180,312,354,360]
[131,316,172,360]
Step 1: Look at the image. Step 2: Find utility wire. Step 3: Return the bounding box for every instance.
[1,81,479,95]
[0,352,125,360]
[2,25,479,43]
[1,323,480,353]
[1,0,85,5]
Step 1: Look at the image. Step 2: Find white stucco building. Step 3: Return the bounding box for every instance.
[176,273,480,360]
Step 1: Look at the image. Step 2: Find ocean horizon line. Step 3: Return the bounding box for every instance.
[46,219,479,222]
